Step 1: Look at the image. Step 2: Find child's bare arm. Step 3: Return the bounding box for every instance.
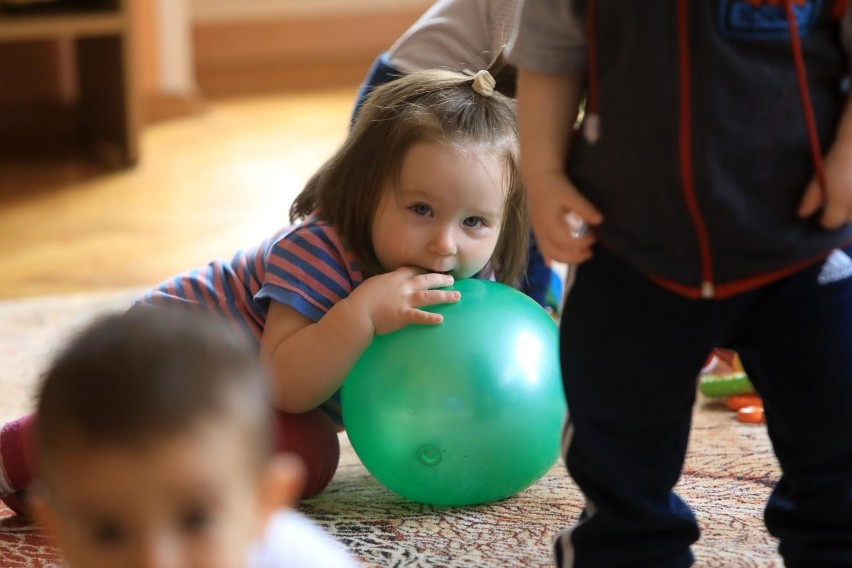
[798,96,852,229]
[259,267,458,413]
[517,69,602,265]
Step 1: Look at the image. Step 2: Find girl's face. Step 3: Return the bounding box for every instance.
[371,141,506,279]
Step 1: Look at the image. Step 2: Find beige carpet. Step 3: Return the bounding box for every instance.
[0,289,784,567]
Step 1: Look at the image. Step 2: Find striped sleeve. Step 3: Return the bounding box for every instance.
[255,220,363,322]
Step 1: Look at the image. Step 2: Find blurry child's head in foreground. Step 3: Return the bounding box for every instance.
[30,309,304,568]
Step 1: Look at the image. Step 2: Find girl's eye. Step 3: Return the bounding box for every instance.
[411,204,432,216]
[180,506,212,534]
[463,217,485,229]
[92,520,126,546]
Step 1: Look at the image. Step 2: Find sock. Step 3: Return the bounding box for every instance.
[0,414,36,496]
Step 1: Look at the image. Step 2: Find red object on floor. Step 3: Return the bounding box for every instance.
[0,415,36,493]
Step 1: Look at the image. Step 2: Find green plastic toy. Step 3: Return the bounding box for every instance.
[342,279,566,507]
[698,372,755,397]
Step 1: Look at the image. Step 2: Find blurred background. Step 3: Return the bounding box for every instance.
[0,0,430,298]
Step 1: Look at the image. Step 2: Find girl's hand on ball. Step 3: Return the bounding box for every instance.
[351,267,460,335]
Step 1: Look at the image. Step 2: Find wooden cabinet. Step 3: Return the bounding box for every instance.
[0,0,139,166]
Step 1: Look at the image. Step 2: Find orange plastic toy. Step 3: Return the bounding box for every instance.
[726,393,762,411]
[736,405,765,424]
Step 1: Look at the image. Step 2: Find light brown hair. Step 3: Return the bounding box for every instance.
[289,53,528,285]
[34,309,272,480]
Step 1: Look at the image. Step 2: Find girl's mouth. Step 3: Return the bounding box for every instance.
[417,266,452,276]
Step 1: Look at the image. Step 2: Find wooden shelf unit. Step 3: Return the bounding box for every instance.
[0,0,139,166]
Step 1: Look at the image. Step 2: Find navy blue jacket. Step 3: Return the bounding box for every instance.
[563,0,852,298]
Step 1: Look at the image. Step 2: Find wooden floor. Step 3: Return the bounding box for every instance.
[0,87,357,299]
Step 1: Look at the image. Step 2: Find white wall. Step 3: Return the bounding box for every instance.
[156,0,195,95]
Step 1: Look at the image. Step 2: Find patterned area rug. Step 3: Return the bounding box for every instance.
[0,289,783,567]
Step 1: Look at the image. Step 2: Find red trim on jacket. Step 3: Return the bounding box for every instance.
[785,0,829,198]
[646,244,852,300]
[677,0,715,297]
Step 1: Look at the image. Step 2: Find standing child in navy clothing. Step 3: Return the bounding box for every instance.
[512,1,852,566]
[0,61,528,511]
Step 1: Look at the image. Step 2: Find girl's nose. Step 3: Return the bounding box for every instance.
[429,226,457,256]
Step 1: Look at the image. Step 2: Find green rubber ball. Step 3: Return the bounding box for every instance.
[341,279,566,506]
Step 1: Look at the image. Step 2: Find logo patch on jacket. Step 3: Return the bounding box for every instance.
[717,0,822,39]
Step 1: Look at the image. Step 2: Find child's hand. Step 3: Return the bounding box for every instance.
[349,267,460,335]
[526,171,603,265]
[798,141,852,230]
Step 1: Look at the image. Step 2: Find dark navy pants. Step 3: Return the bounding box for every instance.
[352,53,554,309]
[556,246,852,567]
